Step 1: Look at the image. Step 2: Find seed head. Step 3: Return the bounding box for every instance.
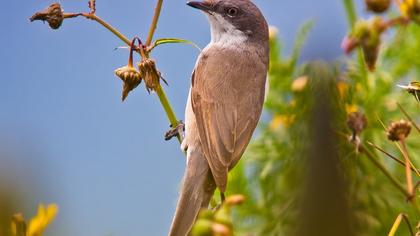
[30,3,64,30]
[347,112,368,136]
[138,58,163,93]
[365,0,391,13]
[386,120,412,142]
[115,66,142,101]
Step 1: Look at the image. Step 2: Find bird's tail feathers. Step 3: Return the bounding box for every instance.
[168,150,216,236]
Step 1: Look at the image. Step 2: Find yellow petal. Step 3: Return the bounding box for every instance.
[345,104,358,114]
[27,203,58,236]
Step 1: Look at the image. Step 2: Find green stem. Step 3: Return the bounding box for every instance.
[82,13,132,46]
[144,0,183,144]
[66,2,182,145]
[342,0,357,28]
[361,144,409,198]
[146,0,164,46]
[156,85,182,143]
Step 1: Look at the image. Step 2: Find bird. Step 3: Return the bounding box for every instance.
[168,0,269,235]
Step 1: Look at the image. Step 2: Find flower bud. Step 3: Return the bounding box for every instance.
[30,3,64,30]
[343,17,386,71]
[115,66,142,101]
[365,0,391,13]
[138,58,162,92]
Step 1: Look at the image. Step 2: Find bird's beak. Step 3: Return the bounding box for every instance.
[187,1,212,13]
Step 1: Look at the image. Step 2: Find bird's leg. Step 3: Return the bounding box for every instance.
[164,120,185,141]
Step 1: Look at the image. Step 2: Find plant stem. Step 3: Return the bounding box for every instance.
[360,144,409,197]
[399,140,414,197]
[342,0,357,28]
[144,0,183,144]
[66,4,182,145]
[367,141,419,173]
[155,85,182,143]
[82,13,132,46]
[398,103,420,134]
[146,0,164,46]
[388,213,414,236]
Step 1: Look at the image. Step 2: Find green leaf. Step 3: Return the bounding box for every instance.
[149,38,201,52]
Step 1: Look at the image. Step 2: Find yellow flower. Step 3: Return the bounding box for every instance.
[337,81,349,99]
[270,115,295,129]
[345,104,359,114]
[27,204,58,236]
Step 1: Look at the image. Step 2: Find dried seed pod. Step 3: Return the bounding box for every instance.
[386,120,412,142]
[138,58,162,92]
[365,0,391,13]
[115,66,142,101]
[30,3,64,30]
[347,112,368,136]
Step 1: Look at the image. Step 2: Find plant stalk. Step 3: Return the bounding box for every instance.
[146,0,164,46]
[360,145,409,197]
[70,1,182,144]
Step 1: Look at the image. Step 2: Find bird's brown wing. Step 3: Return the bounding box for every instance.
[191,47,266,192]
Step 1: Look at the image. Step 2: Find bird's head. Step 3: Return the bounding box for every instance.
[187,0,268,46]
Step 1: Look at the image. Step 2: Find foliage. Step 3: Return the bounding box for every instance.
[226,1,420,235]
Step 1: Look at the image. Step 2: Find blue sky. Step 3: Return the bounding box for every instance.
[0,1,362,235]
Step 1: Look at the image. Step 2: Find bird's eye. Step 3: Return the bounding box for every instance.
[226,7,238,17]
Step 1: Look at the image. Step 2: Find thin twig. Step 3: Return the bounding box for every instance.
[388,213,414,236]
[397,103,420,133]
[146,0,164,46]
[367,141,419,173]
[399,140,414,197]
[360,144,409,198]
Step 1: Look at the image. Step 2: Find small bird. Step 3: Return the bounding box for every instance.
[169,0,269,235]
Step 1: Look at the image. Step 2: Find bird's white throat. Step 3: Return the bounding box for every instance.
[207,14,248,48]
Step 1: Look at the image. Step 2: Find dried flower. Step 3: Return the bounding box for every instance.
[386,120,412,141]
[115,66,142,101]
[30,3,64,30]
[347,112,367,152]
[11,213,27,236]
[138,58,166,92]
[347,112,367,136]
[365,0,391,13]
[342,17,387,71]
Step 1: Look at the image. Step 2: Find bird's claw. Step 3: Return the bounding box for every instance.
[164,121,185,141]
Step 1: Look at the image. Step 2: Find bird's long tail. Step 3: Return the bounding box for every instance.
[168,149,216,236]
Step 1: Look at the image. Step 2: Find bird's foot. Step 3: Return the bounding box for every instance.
[164,121,185,141]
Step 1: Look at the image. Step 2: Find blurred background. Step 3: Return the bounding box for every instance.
[0,1,366,235]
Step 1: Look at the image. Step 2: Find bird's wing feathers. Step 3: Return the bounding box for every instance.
[191,47,266,192]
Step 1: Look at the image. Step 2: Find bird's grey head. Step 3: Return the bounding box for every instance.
[187,0,268,48]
